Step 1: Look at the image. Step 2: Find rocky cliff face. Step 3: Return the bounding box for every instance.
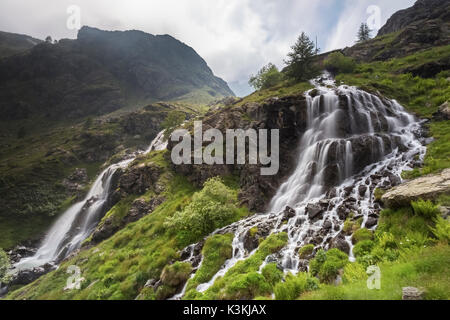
[343,0,450,63]
[166,88,416,212]
[378,0,450,36]
[0,26,234,120]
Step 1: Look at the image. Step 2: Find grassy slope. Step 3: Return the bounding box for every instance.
[6,150,251,300]
[4,35,450,301]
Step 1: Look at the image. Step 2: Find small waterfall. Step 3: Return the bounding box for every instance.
[14,131,167,271]
[175,73,426,296]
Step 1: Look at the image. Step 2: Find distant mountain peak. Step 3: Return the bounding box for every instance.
[0,26,234,120]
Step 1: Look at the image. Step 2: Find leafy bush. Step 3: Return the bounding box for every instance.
[411,200,440,219]
[343,217,361,235]
[274,273,319,300]
[310,249,349,283]
[165,177,239,244]
[342,262,367,284]
[298,244,315,259]
[261,263,283,286]
[225,272,272,299]
[352,228,373,244]
[249,63,284,90]
[324,52,356,74]
[0,248,10,283]
[430,216,450,244]
[353,240,375,257]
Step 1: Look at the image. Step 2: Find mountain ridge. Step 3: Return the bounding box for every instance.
[0,26,234,121]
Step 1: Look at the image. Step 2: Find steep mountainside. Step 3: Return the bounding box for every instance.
[2,0,450,301]
[343,0,449,63]
[0,26,234,120]
[0,31,42,59]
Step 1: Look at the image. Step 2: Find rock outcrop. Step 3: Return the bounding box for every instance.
[343,0,450,63]
[433,101,450,121]
[382,169,450,207]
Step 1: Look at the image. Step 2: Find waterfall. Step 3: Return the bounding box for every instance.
[175,73,426,296]
[14,131,167,271]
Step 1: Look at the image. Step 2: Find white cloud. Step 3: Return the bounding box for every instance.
[0,0,416,96]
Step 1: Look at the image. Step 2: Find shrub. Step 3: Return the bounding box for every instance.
[298,244,315,259]
[411,200,440,219]
[430,216,450,244]
[225,272,271,300]
[261,263,283,286]
[342,262,367,284]
[0,248,10,283]
[310,249,349,283]
[160,261,192,287]
[165,177,239,244]
[324,52,356,74]
[249,63,284,90]
[274,273,318,300]
[352,228,373,244]
[353,240,375,257]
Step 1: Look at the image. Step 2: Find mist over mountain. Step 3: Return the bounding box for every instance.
[0,26,234,120]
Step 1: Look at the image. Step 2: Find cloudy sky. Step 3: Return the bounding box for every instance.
[0,0,415,96]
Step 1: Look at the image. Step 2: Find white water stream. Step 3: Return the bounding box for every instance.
[14,130,167,271]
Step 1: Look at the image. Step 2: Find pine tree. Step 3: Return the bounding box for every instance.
[357,23,372,43]
[285,32,318,81]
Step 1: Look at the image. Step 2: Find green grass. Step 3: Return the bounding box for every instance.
[5,152,251,300]
[187,232,288,300]
[300,244,450,300]
[184,233,234,294]
[299,199,450,300]
[235,80,313,107]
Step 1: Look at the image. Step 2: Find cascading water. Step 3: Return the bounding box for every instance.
[13,130,167,271]
[174,73,426,297]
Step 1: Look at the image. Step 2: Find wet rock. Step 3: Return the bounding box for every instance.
[382,169,450,208]
[306,204,323,220]
[8,246,36,264]
[297,259,309,272]
[358,185,367,197]
[329,236,350,255]
[323,219,332,230]
[243,222,273,253]
[9,263,57,286]
[282,206,296,222]
[365,216,378,229]
[402,287,425,300]
[433,101,450,120]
